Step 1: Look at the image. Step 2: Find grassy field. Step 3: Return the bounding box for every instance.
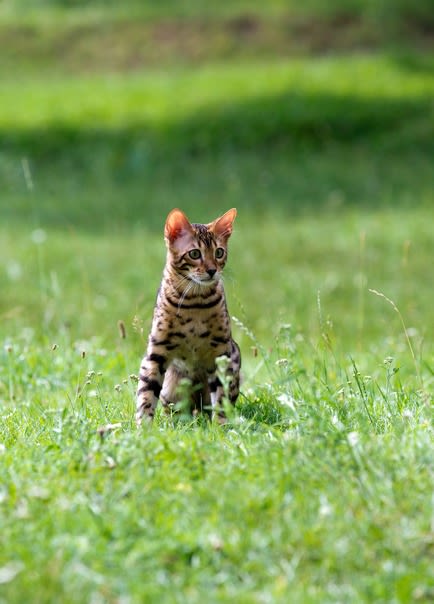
[1,2,433,602]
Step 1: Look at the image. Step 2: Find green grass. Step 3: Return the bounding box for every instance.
[0,326,432,602]
[1,3,433,601]
[2,55,433,232]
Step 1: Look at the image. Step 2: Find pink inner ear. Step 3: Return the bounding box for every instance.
[212,208,237,238]
[165,209,192,243]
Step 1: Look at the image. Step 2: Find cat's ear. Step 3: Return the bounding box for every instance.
[164,209,193,243]
[209,208,237,239]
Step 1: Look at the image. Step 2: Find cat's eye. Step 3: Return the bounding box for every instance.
[188,249,201,260]
[215,247,225,259]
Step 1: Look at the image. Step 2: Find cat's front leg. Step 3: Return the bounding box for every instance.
[136,351,167,423]
[209,341,241,423]
[227,340,241,404]
[208,376,226,423]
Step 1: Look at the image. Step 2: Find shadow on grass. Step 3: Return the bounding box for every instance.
[391,51,434,75]
[2,89,433,156]
[1,90,433,229]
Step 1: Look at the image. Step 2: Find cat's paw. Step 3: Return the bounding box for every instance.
[135,413,153,428]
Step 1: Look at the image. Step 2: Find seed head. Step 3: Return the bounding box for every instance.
[118,320,126,339]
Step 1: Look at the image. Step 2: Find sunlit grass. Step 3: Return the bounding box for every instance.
[0,316,432,602]
[2,56,433,131]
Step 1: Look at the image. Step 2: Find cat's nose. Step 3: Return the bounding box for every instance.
[207,269,217,278]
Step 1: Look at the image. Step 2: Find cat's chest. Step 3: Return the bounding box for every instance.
[175,322,229,358]
[157,315,231,371]
[154,281,232,366]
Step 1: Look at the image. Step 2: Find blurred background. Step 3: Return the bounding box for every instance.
[1,0,433,372]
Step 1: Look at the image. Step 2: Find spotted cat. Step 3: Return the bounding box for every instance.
[136,208,241,422]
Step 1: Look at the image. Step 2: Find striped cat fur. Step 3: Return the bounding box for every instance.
[136,208,241,423]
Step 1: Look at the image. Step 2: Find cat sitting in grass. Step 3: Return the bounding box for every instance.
[136,208,241,423]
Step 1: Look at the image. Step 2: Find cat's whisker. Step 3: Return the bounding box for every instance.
[178,280,194,309]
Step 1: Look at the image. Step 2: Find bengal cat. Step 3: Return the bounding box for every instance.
[136,208,241,423]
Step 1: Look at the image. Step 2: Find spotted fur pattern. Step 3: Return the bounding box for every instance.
[136,208,241,423]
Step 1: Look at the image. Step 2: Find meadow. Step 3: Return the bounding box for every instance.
[1,2,433,602]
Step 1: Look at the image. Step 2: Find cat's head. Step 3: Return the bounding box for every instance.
[164,208,237,286]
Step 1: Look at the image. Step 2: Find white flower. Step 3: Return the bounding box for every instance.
[0,562,24,584]
[6,261,22,281]
[31,229,47,245]
[319,495,332,517]
[277,393,296,411]
[331,414,344,431]
[347,431,359,447]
